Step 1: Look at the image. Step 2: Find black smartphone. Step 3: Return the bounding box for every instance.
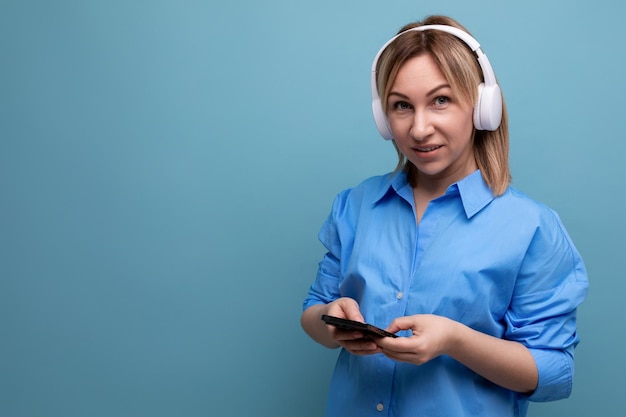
[321,314,397,338]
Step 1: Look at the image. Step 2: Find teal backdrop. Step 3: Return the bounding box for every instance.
[1,1,623,416]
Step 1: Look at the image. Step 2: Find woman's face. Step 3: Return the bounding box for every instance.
[387,54,477,186]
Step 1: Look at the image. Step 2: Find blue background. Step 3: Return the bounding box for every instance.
[1,1,623,416]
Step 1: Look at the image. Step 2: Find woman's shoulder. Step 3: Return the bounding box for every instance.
[496,185,565,228]
[336,172,399,201]
[328,172,400,218]
[501,185,550,209]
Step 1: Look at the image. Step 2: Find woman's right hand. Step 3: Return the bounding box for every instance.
[301,297,381,355]
[323,298,382,356]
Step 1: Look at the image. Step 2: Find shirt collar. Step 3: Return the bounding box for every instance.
[372,170,495,219]
[448,170,495,218]
[371,171,413,206]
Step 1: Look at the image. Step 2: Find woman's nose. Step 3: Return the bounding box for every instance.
[410,109,434,140]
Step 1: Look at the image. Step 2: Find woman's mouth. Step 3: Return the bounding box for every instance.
[415,145,442,152]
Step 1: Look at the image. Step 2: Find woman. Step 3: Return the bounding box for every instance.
[301,14,588,417]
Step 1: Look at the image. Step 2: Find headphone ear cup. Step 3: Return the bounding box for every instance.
[474,83,502,131]
[372,98,394,140]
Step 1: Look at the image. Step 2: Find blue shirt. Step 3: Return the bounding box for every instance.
[303,170,588,417]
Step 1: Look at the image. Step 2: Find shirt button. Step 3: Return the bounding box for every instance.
[376,403,384,412]
[396,291,403,300]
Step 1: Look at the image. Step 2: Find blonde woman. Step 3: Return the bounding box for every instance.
[301,15,588,417]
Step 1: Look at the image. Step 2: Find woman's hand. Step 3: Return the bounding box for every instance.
[301,298,381,356]
[374,314,459,365]
[375,313,538,394]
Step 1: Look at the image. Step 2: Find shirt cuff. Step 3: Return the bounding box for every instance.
[527,347,574,402]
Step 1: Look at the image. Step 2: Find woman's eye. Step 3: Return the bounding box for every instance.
[434,96,449,106]
[393,101,411,111]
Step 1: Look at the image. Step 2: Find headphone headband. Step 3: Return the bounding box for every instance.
[371,24,502,140]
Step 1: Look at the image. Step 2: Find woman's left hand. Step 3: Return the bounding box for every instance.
[374,314,460,365]
[376,314,538,394]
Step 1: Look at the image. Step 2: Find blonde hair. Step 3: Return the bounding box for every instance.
[376,15,511,195]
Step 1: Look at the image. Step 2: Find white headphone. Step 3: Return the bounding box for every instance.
[371,24,502,140]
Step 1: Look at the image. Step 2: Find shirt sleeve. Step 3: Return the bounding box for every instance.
[504,209,588,401]
[302,190,351,311]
